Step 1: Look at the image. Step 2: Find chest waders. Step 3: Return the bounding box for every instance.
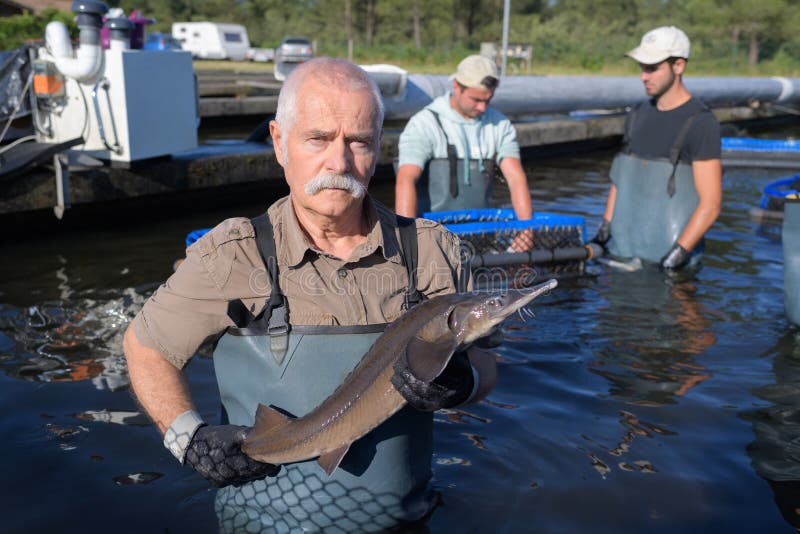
[416,109,496,214]
[784,197,800,326]
[608,107,705,264]
[212,213,434,533]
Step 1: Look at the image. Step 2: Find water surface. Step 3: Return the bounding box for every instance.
[1,141,798,532]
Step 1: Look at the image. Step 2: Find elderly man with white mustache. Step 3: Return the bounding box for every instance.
[123,57,498,533]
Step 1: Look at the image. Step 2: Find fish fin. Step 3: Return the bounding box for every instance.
[404,335,459,382]
[318,444,350,477]
[253,403,293,432]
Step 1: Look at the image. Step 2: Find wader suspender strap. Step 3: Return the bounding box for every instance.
[429,110,459,198]
[626,103,706,197]
[666,108,705,197]
[621,104,639,155]
[251,213,290,362]
[226,212,422,345]
[397,215,424,309]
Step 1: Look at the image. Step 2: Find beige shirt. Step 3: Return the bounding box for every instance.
[132,195,465,369]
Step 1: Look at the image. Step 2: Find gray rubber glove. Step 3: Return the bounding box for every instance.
[660,243,690,271]
[591,218,611,246]
[185,424,279,488]
[392,350,475,412]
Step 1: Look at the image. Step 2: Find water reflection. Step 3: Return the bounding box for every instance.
[0,289,147,390]
[744,329,800,528]
[591,267,716,406]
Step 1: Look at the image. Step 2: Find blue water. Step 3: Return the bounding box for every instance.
[0,146,797,533]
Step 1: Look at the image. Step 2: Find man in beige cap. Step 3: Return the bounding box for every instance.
[395,54,533,250]
[592,26,722,272]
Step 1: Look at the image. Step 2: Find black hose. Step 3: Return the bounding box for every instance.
[468,242,604,268]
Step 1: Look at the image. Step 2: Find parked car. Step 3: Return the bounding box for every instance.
[274,36,313,81]
[143,32,182,51]
[245,47,274,62]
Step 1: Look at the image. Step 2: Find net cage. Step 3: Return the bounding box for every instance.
[422,209,587,284]
[760,175,800,213]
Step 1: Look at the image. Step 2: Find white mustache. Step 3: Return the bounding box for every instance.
[304,173,367,198]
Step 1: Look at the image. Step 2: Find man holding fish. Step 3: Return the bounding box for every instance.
[124,57,554,532]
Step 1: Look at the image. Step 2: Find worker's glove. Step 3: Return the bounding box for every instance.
[660,243,691,271]
[184,425,279,488]
[392,350,475,412]
[473,327,503,349]
[590,218,611,247]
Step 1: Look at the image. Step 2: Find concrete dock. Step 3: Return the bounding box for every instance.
[1,70,796,218]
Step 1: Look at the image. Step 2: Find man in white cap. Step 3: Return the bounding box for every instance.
[592,26,722,271]
[395,54,533,250]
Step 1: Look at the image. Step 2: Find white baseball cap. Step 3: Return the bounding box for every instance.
[453,55,499,89]
[626,26,690,64]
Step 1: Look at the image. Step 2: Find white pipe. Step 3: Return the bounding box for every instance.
[109,38,129,52]
[380,73,800,119]
[45,21,103,82]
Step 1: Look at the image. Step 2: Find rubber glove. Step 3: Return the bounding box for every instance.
[391,350,474,412]
[185,424,279,488]
[660,243,690,271]
[590,218,611,246]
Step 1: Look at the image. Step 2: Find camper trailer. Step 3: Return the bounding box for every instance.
[172,22,250,61]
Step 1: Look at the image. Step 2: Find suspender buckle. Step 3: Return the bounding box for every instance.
[267,305,289,336]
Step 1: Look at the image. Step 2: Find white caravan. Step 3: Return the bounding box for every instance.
[172,22,250,61]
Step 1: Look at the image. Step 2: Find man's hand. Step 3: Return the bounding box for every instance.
[185,425,279,488]
[591,218,611,247]
[473,327,503,349]
[660,243,691,271]
[509,229,534,252]
[391,350,475,412]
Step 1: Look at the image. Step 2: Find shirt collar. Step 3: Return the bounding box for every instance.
[273,195,402,268]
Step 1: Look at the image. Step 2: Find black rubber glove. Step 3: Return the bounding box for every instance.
[473,327,503,349]
[591,218,611,246]
[660,243,691,271]
[392,350,475,412]
[185,424,279,488]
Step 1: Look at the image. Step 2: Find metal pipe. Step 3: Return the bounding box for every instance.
[382,74,800,119]
[500,0,510,77]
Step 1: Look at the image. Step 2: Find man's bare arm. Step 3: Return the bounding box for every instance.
[395,164,423,217]
[499,156,533,220]
[123,325,195,435]
[677,158,722,252]
[602,184,618,222]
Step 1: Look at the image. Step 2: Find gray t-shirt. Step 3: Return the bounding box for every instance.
[624,97,721,163]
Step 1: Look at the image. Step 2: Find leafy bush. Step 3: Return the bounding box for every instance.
[0,9,76,51]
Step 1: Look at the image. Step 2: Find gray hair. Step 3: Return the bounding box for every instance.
[275,57,385,160]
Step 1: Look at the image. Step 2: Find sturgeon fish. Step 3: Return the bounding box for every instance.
[242,278,558,475]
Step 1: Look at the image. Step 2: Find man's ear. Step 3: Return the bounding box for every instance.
[269,120,284,166]
[672,58,687,76]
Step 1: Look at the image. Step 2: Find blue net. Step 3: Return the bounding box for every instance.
[722,137,800,153]
[423,210,585,252]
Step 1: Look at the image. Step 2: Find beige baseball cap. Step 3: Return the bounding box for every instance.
[453,55,499,89]
[626,26,690,64]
